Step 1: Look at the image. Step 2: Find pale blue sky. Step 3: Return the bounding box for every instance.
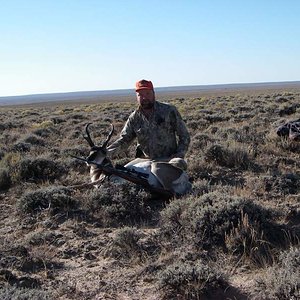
[1,0,299,96]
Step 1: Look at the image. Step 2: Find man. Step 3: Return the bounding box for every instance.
[107,79,190,168]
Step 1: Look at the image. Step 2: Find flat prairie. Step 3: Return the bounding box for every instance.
[0,83,299,299]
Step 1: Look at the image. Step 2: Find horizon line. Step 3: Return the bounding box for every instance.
[1,80,300,99]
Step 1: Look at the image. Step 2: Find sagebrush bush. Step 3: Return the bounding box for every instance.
[103,227,145,261]
[0,149,4,160]
[0,152,22,184]
[157,260,227,299]
[17,186,77,215]
[254,247,300,299]
[0,168,11,190]
[86,182,153,226]
[18,157,66,182]
[205,144,252,170]
[12,142,31,152]
[23,134,45,146]
[32,120,55,129]
[160,192,284,256]
[0,286,53,300]
[264,173,300,195]
[33,125,60,137]
[187,156,214,181]
[225,210,274,266]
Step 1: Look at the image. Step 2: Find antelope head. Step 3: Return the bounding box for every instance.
[83,123,114,183]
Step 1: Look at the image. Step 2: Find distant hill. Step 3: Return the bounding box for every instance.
[1,81,300,106]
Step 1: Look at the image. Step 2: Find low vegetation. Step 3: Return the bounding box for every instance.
[0,86,299,299]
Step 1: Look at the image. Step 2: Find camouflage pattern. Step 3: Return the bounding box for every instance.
[107,101,190,159]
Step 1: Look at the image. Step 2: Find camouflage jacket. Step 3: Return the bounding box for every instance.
[107,101,190,159]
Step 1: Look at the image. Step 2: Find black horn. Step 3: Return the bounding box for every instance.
[83,123,95,148]
[102,124,114,148]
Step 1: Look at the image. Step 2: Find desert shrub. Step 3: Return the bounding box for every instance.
[0,122,16,132]
[157,260,227,299]
[32,120,55,129]
[190,133,215,150]
[0,152,22,184]
[50,116,66,124]
[264,173,300,195]
[218,125,266,145]
[0,152,66,184]
[205,144,252,170]
[114,227,160,259]
[87,182,153,226]
[23,134,45,146]
[254,247,300,299]
[62,156,87,173]
[225,210,274,266]
[104,227,145,261]
[27,231,62,246]
[32,127,51,137]
[60,146,87,158]
[278,104,297,116]
[187,156,214,181]
[12,142,31,152]
[0,152,22,167]
[205,114,230,123]
[160,192,283,255]
[33,126,59,137]
[189,179,210,197]
[0,149,4,160]
[69,113,85,120]
[18,157,66,182]
[0,286,53,300]
[275,137,300,153]
[17,186,77,215]
[0,168,11,191]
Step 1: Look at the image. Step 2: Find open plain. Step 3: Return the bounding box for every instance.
[0,82,299,299]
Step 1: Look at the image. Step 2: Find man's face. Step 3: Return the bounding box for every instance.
[136,89,155,109]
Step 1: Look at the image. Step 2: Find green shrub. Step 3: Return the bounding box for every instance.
[18,157,66,182]
[225,210,274,266]
[33,126,60,137]
[205,144,251,170]
[17,186,77,215]
[0,152,22,184]
[23,134,45,146]
[12,142,31,152]
[0,168,11,191]
[0,286,53,300]
[104,227,144,261]
[87,182,153,226]
[157,260,227,299]
[160,192,283,255]
[0,149,4,160]
[32,120,55,129]
[264,173,300,195]
[254,247,300,299]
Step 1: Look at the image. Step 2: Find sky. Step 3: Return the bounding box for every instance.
[1,0,300,97]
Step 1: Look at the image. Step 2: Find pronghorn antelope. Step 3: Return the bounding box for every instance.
[81,123,192,196]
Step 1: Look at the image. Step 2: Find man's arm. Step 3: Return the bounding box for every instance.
[172,107,190,158]
[107,115,136,158]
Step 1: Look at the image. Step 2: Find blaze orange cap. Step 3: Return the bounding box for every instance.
[135,79,154,92]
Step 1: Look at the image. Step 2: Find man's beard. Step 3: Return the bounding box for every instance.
[140,101,154,109]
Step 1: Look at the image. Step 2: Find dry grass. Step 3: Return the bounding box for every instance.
[0,85,299,299]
